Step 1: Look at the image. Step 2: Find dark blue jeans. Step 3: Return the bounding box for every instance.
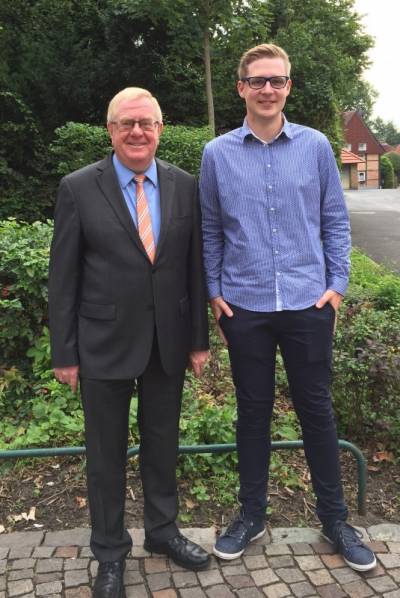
[219,303,348,528]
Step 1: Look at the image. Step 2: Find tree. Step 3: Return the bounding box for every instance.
[269,0,374,153]
[1,0,374,144]
[342,80,377,122]
[369,118,400,146]
[108,0,272,133]
[0,92,52,221]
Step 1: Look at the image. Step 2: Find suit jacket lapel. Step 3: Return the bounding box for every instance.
[155,158,175,260]
[96,154,144,255]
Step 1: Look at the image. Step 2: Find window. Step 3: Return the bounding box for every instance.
[345,143,352,151]
[358,142,367,152]
[358,171,366,182]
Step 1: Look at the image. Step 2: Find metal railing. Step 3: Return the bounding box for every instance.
[0,439,367,515]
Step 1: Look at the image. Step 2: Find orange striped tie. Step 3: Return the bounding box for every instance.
[135,174,156,263]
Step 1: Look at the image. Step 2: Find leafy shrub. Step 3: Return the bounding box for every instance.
[158,125,213,176]
[1,210,399,465]
[380,154,395,189]
[48,121,213,180]
[348,249,400,309]
[332,304,400,453]
[49,122,111,178]
[386,151,400,184]
[0,219,52,366]
[0,328,84,450]
[331,249,400,453]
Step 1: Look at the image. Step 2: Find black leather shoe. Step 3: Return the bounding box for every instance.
[144,533,210,571]
[93,560,125,598]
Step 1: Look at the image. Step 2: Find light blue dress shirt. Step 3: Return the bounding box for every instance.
[199,117,351,312]
[113,153,161,244]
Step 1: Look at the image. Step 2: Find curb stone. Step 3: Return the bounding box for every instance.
[0,525,398,596]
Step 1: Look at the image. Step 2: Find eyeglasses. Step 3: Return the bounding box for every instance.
[111,119,160,132]
[241,76,289,90]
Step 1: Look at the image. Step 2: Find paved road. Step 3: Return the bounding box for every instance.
[0,524,399,597]
[344,189,400,273]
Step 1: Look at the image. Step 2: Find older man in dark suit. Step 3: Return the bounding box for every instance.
[49,87,210,597]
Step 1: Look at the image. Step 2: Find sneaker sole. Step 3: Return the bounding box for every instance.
[343,554,377,572]
[213,528,266,560]
[322,533,377,572]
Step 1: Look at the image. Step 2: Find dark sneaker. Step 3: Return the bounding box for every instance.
[213,513,265,560]
[323,521,376,572]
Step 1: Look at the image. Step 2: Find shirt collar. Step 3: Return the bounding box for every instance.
[112,153,158,189]
[239,114,293,143]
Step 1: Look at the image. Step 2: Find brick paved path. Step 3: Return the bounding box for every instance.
[0,524,399,597]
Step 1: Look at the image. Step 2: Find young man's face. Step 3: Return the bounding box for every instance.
[237,57,292,126]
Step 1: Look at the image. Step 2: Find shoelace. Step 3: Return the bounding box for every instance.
[224,516,250,540]
[335,522,364,548]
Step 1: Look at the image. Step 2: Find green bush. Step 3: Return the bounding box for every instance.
[48,121,214,180]
[49,122,111,178]
[158,125,213,176]
[0,219,52,366]
[331,249,400,452]
[332,304,400,452]
[1,212,400,462]
[380,154,395,189]
[0,328,84,450]
[386,151,400,185]
[347,249,400,309]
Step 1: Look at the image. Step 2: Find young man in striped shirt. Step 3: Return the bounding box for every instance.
[200,43,376,572]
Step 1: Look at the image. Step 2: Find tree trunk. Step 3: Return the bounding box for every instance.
[203,24,215,136]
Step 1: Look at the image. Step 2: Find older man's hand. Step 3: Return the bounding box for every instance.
[189,350,210,378]
[54,365,80,392]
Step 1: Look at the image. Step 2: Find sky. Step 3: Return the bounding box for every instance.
[353,0,400,127]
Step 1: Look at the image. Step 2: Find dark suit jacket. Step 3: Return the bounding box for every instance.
[48,154,209,379]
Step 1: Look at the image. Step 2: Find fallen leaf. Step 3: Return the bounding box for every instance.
[185,499,196,510]
[367,465,380,472]
[0,524,5,534]
[33,523,44,528]
[34,476,43,488]
[27,506,36,521]
[12,514,23,522]
[372,451,394,463]
[75,496,87,509]
[46,481,55,487]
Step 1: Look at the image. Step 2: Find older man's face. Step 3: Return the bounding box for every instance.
[107,97,163,173]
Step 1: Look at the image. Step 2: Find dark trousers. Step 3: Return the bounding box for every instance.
[80,338,185,563]
[219,303,348,528]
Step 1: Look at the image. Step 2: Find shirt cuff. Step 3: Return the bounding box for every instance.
[207,281,222,300]
[327,277,349,296]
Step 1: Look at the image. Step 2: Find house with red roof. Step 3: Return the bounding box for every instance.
[340,148,365,190]
[342,111,385,189]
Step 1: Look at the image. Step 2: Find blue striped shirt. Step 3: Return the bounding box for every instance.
[199,118,351,312]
